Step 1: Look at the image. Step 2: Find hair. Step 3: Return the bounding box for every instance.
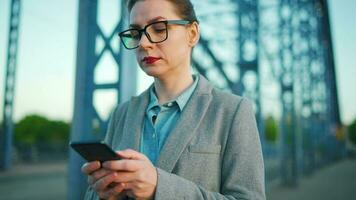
[127,0,199,23]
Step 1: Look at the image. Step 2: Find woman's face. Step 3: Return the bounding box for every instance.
[130,0,199,79]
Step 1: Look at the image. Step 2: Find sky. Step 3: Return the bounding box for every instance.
[0,0,355,124]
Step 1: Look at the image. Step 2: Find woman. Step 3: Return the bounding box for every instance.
[82,0,265,199]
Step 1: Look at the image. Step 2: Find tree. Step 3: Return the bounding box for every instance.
[14,114,70,161]
[348,119,356,145]
[265,116,279,143]
[14,114,69,145]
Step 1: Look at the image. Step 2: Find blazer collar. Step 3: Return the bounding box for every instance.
[157,74,213,172]
[119,74,213,172]
[119,85,151,152]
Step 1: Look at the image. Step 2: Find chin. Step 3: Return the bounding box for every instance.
[141,66,165,78]
[144,71,164,79]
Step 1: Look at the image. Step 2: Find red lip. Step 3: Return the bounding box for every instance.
[142,56,160,64]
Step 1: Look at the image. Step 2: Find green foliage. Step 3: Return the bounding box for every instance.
[14,114,70,146]
[265,116,279,142]
[348,119,356,145]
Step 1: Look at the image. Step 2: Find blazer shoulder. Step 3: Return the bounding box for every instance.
[196,76,254,117]
[112,100,130,116]
[211,88,246,107]
[112,88,148,115]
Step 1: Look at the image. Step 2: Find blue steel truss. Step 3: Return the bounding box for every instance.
[259,0,342,185]
[68,0,136,198]
[0,0,342,198]
[0,0,21,171]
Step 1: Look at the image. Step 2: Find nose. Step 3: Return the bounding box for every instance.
[138,32,153,49]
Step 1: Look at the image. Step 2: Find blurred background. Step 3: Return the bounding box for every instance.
[1,0,356,199]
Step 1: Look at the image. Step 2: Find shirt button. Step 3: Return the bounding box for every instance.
[152,133,156,138]
[167,102,173,107]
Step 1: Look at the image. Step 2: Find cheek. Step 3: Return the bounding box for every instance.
[161,35,190,62]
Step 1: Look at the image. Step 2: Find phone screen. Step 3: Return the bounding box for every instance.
[70,141,121,162]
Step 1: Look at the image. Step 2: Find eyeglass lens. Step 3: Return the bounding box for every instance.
[121,21,168,49]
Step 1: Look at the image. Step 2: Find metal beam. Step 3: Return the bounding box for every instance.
[1,0,21,171]
[68,0,136,199]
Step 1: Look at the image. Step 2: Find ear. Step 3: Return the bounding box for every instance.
[187,21,200,47]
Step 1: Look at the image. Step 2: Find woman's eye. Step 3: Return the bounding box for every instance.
[129,31,140,38]
[151,23,166,32]
[153,28,166,33]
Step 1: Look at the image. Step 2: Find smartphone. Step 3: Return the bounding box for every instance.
[70,141,121,162]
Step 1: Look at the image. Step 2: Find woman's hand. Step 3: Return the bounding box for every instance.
[81,161,126,199]
[102,149,158,200]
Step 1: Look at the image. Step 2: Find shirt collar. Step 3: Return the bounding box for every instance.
[175,75,199,110]
[147,74,199,112]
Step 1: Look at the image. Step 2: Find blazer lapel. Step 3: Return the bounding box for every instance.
[118,89,150,151]
[157,75,213,172]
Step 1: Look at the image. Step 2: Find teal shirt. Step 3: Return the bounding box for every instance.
[140,75,199,165]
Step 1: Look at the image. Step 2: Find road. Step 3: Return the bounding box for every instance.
[1,158,355,199]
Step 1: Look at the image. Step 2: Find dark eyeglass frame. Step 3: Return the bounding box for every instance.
[118,20,192,50]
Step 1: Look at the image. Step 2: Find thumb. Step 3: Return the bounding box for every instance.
[117,149,147,160]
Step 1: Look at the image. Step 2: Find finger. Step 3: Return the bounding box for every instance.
[81,161,101,175]
[100,183,126,199]
[88,168,112,185]
[93,172,118,191]
[102,159,143,172]
[117,149,147,160]
[121,181,135,190]
[112,171,137,183]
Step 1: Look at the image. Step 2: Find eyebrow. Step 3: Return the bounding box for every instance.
[129,16,167,28]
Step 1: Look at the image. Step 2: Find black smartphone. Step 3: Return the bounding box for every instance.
[70,141,121,162]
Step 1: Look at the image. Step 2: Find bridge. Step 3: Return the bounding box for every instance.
[0,0,346,199]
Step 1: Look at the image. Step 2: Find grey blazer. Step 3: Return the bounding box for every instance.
[85,75,266,200]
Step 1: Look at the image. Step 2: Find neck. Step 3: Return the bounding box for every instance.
[154,70,194,104]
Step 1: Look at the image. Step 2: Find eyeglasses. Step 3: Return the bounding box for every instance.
[118,20,192,50]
